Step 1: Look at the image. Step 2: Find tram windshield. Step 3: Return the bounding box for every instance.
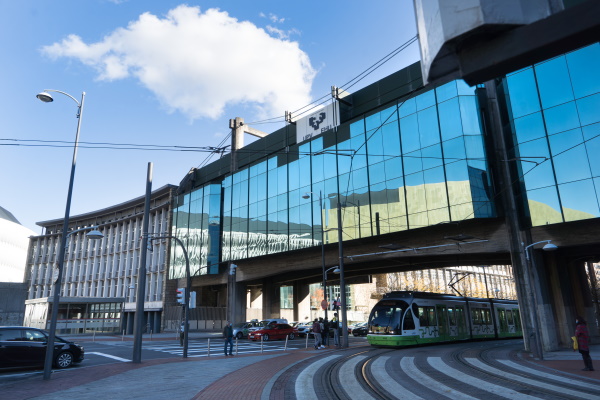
[368,300,409,334]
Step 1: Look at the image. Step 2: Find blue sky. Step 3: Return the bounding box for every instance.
[0,0,419,233]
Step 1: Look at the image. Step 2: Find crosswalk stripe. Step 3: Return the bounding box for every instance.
[428,357,540,400]
[339,356,377,400]
[370,357,424,400]
[497,359,600,390]
[466,358,596,399]
[402,357,478,400]
[87,352,131,362]
[295,355,340,400]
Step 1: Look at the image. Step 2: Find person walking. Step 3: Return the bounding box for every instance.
[322,318,330,347]
[332,313,340,347]
[223,321,234,356]
[575,316,594,371]
[312,318,322,350]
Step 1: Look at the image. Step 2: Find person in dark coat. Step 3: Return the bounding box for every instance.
[322,318,330,347]
[575,316,594,371]
[223,321,234,356]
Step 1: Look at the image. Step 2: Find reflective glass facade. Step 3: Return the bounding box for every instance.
[500,43,600,226]
[172,71,497,277]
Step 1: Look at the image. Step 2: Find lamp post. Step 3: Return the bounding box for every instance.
[149,235,191,358]
[336,202,349,348]
[37,89,90,381]
[523,240,558,360]
[302,191,330,319]
[323,266,341,319]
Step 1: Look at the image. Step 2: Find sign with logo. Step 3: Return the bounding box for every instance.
[295,102,340,144]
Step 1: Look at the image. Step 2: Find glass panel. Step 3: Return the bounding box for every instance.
[416,91,436,111]
[435,81,458,103]
[534,56,574,109]
[527,186,563,226]
[438,98,463,141]
[418,106,441,148]
[543,102,579,135]
[506,68,541,119]
[517,138,555,190]
[566,43,600,99]
[369,161,386,184]
[549,128,591,184]
[400,114,420,153]
[459,96,482,136]
[514,112,546,144]
[456,80,476,96]
[583,123,600,177]
[577,93,600,127]
[399,97,416,117]
[559,179,600,221]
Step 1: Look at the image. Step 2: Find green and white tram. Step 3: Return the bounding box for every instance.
[367,291,522,347]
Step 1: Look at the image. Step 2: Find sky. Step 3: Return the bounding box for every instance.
[0,0,420,234]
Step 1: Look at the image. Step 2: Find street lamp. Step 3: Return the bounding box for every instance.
[302,191,328,318]
[323,266,340,318]
[37,89,89,381]
[523,239,558,360]
[149,234,191,358]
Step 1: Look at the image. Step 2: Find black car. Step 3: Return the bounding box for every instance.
[352,322,368,337]
[0,326,84,370]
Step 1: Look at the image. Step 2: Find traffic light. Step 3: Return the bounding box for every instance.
[176,288,186,304]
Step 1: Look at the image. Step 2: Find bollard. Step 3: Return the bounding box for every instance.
[235,338,238,355]
[150,330,153,341]
[207,338,211,357]
[285,335,288,351]
[122,330,125,341]
[93,330,96,342]
[260,335,264,353]
[305,333,309,348]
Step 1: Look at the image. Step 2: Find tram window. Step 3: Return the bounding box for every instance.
[472,309,481,325]
[403,309,415,330]
[507,310,514,325]
[483,309,492,325]
[456,307,465,326]
[498,309,507,331]
[514,310,522,330]
[417,306,435,326]
[448,307,456,326]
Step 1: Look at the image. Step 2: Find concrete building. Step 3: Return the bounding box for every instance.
[23,185,175,334]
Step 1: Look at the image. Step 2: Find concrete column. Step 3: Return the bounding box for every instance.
[261,278,281,319]
[295,281,311,324]
[531,251,559,351]
[233,282,247,323]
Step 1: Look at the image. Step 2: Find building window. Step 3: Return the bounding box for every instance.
[280,286,293,309]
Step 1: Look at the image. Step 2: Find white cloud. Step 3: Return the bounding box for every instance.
[41,5,315,120]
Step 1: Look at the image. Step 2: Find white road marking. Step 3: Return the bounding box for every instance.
[295,355,340,400]
[87,352,131,362]
[339,355,377,400]
[428,357,540,400]
[498,359,600,390]
[370,356,424,400]
[467,358,597,399]
[402,357,478,400]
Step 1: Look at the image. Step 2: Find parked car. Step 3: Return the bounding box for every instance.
[352,322,369,337]
[248,323,297,341]
[248,318,288,333]
[296,322,313,338]
[0,326,84,370]
[232,321,261,339]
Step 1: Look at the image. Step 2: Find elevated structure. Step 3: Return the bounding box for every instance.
[172,41,600,352]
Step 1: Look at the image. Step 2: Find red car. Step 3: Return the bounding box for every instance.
[248,323,298,341]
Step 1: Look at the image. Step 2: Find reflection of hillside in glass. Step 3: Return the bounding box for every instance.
[528,200,597,226]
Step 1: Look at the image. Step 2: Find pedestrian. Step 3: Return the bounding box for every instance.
[332,313,340,347]
[312,318,322,349]
[322,318,330,347]
[223,320,234,356]
[179,322,185,347]
[575,316,594,371]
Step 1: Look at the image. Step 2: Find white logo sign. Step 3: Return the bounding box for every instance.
[296,102,340,144]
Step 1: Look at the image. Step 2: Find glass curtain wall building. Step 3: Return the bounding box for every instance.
[499,43,600,226]
[172,63,496,278]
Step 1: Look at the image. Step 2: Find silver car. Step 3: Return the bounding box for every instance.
[232,321,261,339]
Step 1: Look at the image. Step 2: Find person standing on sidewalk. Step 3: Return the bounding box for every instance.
[575,316,594,371]
[312,318,322,350]
[223,321,234,356]
[322,318,330,347]
[332,313,340,347]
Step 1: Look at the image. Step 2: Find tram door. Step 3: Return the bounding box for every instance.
[436,305,448,340]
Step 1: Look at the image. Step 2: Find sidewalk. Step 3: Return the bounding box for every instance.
[522,343,600,380]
